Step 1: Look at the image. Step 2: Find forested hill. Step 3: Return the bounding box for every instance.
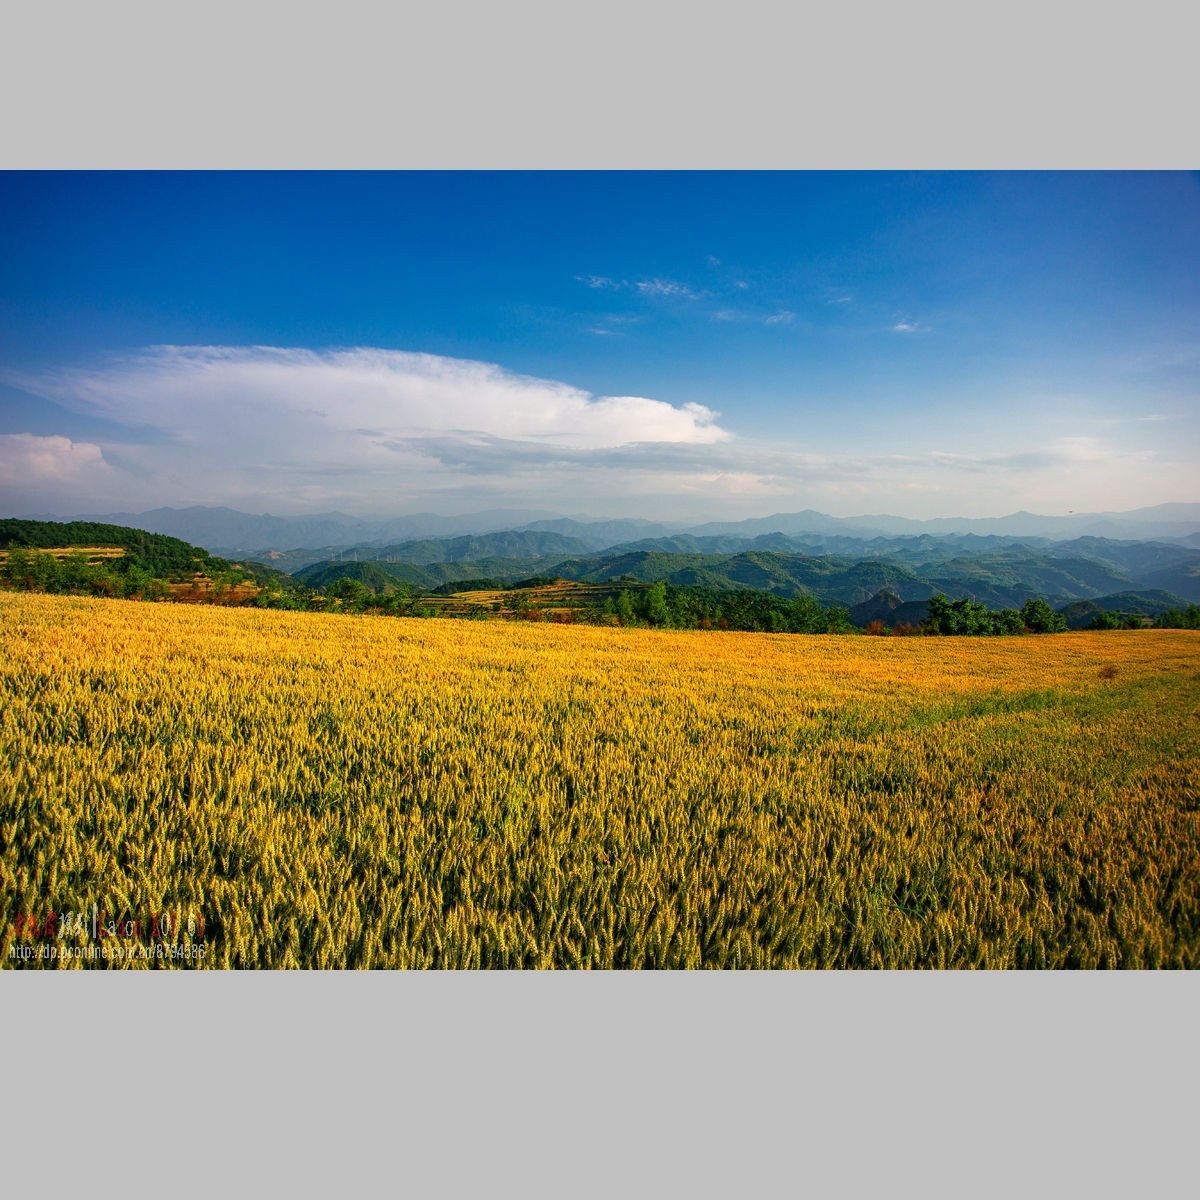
[552,550,935,603]
[0,518,233,578]
[366,530,598,564]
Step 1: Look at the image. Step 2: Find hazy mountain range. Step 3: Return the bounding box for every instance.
[15,502,1200,613]
[19,502,1200,558]
[18,506,574,554]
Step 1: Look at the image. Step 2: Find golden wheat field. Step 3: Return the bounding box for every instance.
[2,590,1198,968]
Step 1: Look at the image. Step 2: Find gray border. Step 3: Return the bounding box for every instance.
[1,2,1196,167]
[2,973,1197,1194]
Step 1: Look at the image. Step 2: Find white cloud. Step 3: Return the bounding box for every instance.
[0,433,111,482]
[633,278,698,299]
[0,433,115,514]
[892,321,929,334]
[575,275,702,301]
[712,308,794,326]
[37,348,724,451]
[29,346,730,451]
[675,470,790,497]
[9,346,741,511]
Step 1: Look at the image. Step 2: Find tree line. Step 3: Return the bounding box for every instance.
[920,594,1067,635]
[601,582,853,633]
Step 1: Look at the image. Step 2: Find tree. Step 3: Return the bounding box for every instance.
[60,549,96,592]
[645,581,671,627]
[2,546,35,589]
[614,590,636,626]
[327,578,372,609]
[923,594,953,634]
[1020,598,1067,633]
[824,607,854,634]
[924,594,1031,636]
[994,608,1025,635]
[121,565,154,599]
[788,595,826,633]
[1156,604,1200,630]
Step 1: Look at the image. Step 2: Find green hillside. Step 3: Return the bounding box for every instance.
[368,530,595,564]
[0,518,232,578]
[554,550,935,604]
[293,555,559,592]
[1138,563,1200,602]
[923,554,1134,608]
[1057,590,1194,629]
[291,560,414,593]
[246,524,1200,614]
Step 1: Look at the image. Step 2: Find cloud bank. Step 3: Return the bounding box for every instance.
[2,345,1185,519]
[32,345,729,451]
[0,433,112,485]
[5,346,745,513]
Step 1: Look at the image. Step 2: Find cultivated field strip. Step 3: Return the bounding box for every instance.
[1,593,1198,967]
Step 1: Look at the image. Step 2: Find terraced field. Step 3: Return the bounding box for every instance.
[2,591,1197,967]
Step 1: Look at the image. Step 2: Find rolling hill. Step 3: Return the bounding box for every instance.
[288,532,1200,612]
[364,530,597,565]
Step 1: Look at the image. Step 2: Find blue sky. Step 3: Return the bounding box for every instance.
[2,171,1197,519]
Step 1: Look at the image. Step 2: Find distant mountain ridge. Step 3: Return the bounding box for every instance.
[685,503,1200,541]
[19,501,1199,557]
[365,530,599,565]
[19,506,570,554]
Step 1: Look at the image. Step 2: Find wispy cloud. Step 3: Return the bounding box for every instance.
[633,277,699,299]
[575,274,622,290]
[892,321,929,334]
[575,274,701,300]
[712,308,794,326]
[586,312,641,336]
